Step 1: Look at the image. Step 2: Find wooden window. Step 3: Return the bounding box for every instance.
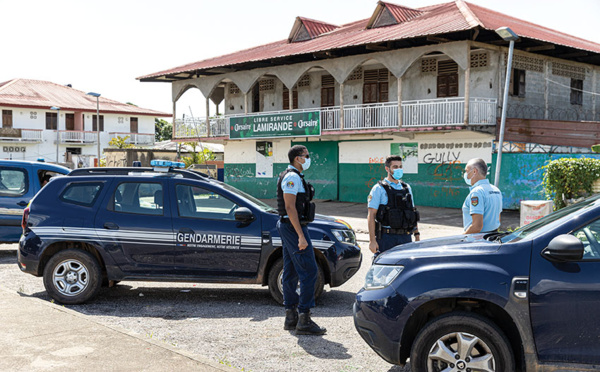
[510,69,526,98]
[92,115,104,132]
[570,79,583,105]
[46,112,57,130]
[130,117,138,133]
[437,60,458,98]
[363,68,389,103]
[65,114,75,131]
[282,88,298,110]
[321,74,335,107]
[2,110,12,128]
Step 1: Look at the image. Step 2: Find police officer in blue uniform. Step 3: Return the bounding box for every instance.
[276,145,326,335]
[368,155,420,256]
[462,158,503,233]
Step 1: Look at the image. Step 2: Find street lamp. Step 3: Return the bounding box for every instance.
[494,27,519,187]
[87,92,101,166]
[50,106,60,163]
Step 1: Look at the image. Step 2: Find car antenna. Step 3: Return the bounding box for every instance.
[188,106,209,165]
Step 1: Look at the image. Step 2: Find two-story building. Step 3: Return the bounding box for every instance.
[0,79,170,167]
[138,1,600,208]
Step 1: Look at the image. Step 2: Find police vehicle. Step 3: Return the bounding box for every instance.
[0,159,69,243]
[18,160,362,305]
[354,194,600,372]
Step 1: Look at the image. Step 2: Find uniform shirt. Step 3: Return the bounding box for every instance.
[462,179,503,232]
[280,165,305,218]
[368,179,415,228]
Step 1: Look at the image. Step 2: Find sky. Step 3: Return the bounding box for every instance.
[2,0,599,119]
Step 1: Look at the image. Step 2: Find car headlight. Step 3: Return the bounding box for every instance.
[332,229,356,245]
[364,265,404,290]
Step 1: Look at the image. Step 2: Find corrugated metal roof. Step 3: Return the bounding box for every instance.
[0,79,170,117]
[383,2,423,23]
[299,17,339,39]
[138,0,600,80]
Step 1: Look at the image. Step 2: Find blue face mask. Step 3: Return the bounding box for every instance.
[392,168,403,180]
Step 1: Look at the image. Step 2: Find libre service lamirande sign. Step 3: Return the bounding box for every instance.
[229,112,321,139]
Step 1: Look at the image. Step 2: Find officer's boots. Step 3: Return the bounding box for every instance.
[295,312,327,335]
[284,307,298,330]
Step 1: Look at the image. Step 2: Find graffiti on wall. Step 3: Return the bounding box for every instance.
[419,141,493,165]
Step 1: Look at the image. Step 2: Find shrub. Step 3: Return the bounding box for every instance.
[542,157,600,209]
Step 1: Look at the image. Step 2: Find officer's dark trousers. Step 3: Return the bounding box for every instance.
[377,232,412,254]
[277,220,317,313]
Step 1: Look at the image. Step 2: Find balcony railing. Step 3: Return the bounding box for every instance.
[0,128,43,142]
[59,131,98,144]
[173,97,498,139]
[109,132,155,146]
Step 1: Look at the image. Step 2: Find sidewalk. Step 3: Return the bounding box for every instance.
[0,288,228,372]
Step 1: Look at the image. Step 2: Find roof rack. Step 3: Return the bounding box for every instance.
[68,167,212,180]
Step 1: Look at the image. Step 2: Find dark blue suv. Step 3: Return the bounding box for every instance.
[354,194,600,372]
[18,161,361,305]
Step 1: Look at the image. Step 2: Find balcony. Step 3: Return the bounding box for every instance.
[109,132,155,146]
[0,128,43,142]
[59,131,98,144]
[173,97,497,139]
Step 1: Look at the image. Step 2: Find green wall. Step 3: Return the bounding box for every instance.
[225,163,288,198]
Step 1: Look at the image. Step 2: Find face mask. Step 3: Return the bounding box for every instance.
[392,168,403,180]
[464,171,472,185]
[302,157,311,171]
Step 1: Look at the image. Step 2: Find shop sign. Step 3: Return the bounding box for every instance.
[229,111,320,139]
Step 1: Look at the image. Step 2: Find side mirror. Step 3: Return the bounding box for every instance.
[234,207,254,223]
[542,234,584,262]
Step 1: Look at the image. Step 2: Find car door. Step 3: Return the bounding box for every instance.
[170,181,261,277]
[94,178,175,275]
[0,164,33,242]
[529,217,600,364]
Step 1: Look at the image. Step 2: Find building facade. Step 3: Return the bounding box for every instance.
[0,79,170,167]
[139,1,600,208]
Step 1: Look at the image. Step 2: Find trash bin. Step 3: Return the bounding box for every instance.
[520,200,553,226]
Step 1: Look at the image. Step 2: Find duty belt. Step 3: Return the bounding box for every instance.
[381,227,410,235]
[279,217,309,226]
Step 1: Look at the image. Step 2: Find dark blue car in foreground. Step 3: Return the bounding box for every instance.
[18,161,361,304]
[354,194,600,372]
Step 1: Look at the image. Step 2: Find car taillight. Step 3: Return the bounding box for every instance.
[21,207,30,233]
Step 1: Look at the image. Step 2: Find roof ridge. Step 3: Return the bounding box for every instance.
[297,16,339,28]
[455,0,483,28]
[0,78,20,93]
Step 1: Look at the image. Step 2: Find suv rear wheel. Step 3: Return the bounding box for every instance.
[410,312,515,372]
[267,257,324,305]
[43,249,102,305]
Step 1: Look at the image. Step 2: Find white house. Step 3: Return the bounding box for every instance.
[0,79,170,166]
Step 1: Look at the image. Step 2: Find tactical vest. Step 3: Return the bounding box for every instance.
[375,181,420,232]
[277,168,316,223]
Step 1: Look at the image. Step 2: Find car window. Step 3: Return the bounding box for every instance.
[113,182,163,216]
[0,167,28,197]
[176,184,238,220]
[60,182,103,207]
[38,170,63,188]
[572,219,600,260]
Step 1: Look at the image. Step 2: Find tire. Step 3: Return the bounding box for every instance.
[267,256,325,305]
[410,312,515,372]
[43,249,102,305]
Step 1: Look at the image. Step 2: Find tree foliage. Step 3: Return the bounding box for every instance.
[542,157,600,209]
[155,118,172,141]
[108,135,135,149]
[181,142,215,168]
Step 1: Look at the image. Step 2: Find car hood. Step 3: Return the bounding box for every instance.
[374,233,501,265]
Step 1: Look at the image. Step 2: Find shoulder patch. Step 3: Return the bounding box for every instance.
[367,194,372,202]
[471,196,479,206]
[285,181,295,188]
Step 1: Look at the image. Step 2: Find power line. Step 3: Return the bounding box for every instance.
[545,77,600,96]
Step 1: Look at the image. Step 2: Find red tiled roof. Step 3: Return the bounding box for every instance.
[299,17,339,39]
[382,2,424,24]
[138,0,600,80]
[0,79,170,117]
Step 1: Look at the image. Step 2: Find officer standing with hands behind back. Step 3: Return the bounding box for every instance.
[368,155,420,257]
[276,145,326,336]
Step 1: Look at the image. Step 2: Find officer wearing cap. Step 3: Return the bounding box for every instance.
[462,158,503,233]
[276,145,326,336]
[367,155,420,256]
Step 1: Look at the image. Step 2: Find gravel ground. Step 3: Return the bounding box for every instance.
[0,241,410,372]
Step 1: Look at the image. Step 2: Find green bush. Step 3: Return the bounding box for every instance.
[542,157,600,209]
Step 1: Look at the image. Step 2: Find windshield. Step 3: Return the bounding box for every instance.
[500,194,600,243]
[220,183,277,213]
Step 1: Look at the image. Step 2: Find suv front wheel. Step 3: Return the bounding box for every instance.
[410,312,515,372]
[43,249,102,305]
[267,257,324,305]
